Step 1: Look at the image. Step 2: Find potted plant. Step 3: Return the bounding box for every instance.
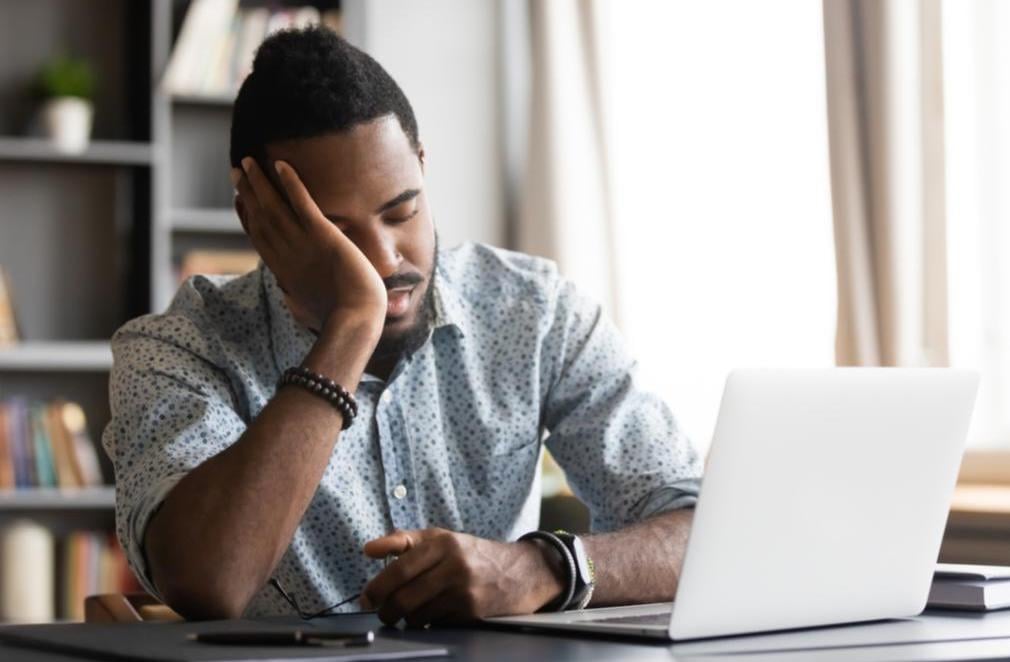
[36,55,96,153]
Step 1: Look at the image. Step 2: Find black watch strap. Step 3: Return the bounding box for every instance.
[519,530,576,612]
[553,530,596,610]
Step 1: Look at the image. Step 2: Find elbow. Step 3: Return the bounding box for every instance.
[145,522,255,620]
[158,579,251,621]
[148,549,253,621]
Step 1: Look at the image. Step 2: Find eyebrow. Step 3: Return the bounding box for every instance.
[323,188,421,223]
[376,188,421,214]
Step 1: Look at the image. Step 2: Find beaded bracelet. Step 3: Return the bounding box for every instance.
[278,366,358,430]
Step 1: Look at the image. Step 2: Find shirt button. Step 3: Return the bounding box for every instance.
[381,391,393,404]
[392,484,408,500]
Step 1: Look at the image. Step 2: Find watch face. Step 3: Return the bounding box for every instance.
[572,535,594,584]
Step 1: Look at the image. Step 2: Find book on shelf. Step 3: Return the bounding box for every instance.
[0,265,19,346]
[177,249,260,283]
[0,399,103,490]
[0,523,141,623]
[163,0,342,98]
[62,531,142,622]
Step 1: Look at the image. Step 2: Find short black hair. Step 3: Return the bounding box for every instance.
[229,26,420,167]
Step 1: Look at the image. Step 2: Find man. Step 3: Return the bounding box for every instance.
[103,27,701,625]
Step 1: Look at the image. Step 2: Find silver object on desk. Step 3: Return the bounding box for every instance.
[487,368,979,641]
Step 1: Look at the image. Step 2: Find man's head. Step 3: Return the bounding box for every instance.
[231,27,436,361]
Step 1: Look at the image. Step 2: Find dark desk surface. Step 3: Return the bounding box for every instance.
[5,609,1010,662]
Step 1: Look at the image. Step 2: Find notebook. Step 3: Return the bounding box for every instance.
[929,564,1010,611]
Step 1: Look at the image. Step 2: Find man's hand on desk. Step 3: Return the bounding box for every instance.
[360,528,566,627]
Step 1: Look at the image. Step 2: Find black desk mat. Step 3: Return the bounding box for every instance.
[0,618,449,662]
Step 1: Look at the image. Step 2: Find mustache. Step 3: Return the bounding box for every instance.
[384,272,424,290]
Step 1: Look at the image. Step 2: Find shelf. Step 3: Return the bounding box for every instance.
[0,341,113,372]
[171,93,234,107]
[0,486,115,510]
[0,138,154,166]
[170,208,241,234]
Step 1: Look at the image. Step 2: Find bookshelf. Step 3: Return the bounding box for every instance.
[0,342,112,372]
[0,0,366,622]
[0,487,115,511]
[0,138,154,166]
[0,0,506,622]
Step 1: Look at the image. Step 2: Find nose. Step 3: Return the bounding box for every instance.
[355,225,401,279]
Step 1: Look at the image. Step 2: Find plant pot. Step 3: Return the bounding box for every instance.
[41,96,93,153]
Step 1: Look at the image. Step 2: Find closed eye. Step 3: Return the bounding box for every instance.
[385,209,419,225]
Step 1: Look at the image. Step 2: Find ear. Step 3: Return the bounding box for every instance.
[234,195,249,235]
[231,167,250,235]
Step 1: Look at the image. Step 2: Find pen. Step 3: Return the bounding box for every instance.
[189,630,374,647]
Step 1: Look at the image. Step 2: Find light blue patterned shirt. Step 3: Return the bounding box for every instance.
[102,243,702,617]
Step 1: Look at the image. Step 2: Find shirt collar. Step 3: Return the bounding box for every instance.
[430,260,467,339]
[263,254,468,374]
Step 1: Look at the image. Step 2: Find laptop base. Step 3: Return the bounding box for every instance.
[484,602,673,640]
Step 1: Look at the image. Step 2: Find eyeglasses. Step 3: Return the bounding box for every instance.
[269,577,361,620]
[269,554,395,620]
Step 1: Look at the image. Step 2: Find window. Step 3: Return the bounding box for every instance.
[944,0,1010,449]
[604,1,837,454]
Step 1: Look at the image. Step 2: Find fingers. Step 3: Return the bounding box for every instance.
[274,160,330,233]
[363,529,420,559]
[361,531,443,611]
[232,166,286,262]
[378,563,457,627]
[241,157,294,225]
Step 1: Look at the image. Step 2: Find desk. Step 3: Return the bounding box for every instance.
[4,609,1010,662]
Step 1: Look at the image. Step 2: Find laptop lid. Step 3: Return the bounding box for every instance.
[670,368,978,640]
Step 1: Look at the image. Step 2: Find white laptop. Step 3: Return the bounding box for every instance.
[487,368,979,641]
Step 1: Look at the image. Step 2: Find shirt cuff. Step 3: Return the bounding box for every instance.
[124,472,188,602]
[630,477,702,521]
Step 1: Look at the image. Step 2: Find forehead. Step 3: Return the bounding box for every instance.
[264,115,421,212]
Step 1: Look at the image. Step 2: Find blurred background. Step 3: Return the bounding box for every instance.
[0,0,1008,623]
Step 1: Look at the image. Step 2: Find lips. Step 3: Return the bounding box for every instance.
[386,288,413,318]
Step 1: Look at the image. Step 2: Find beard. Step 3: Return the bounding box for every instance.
[370,235,439,362]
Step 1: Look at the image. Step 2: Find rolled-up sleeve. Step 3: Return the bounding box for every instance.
[541,280,702,532]
[101,318,248,600]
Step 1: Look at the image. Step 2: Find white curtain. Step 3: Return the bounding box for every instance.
[521,1,837,453]
[822,0,949,367]
[518,0,619,319]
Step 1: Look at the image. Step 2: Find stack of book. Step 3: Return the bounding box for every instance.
[163,0,343,98]
[0,399,103,490]
[62,531,141,621]
[929,563,1010,611]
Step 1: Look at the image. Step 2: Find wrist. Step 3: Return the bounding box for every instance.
[322,307,384,343]
[518,539,569,612]
[301,312,382,393]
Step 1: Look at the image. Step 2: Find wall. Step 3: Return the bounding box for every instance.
[357,0,506,250]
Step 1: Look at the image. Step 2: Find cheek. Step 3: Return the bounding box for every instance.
[400,215,436,271]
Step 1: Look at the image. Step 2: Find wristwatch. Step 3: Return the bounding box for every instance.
[553,530,596,610]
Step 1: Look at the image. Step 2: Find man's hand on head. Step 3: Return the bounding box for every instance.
[232,157,388,337]
[360,528,567,627]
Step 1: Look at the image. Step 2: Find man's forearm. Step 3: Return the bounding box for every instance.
[144,312,380,620]
[583,508,694,606]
